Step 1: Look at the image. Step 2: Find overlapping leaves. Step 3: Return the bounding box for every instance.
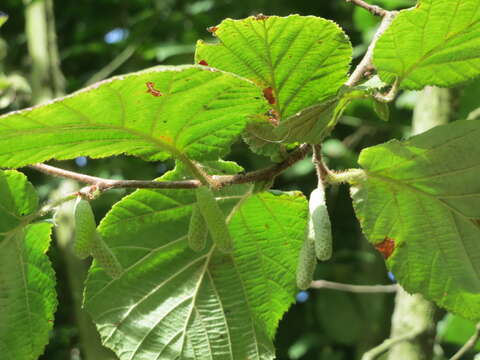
[0,170,56,360]
[351,120,480,320]
[0,66,267,167]
[374,0,480,89]
[84,165,308,360]
[196,14,352,147]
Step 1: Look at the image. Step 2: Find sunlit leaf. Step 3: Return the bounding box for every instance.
[196,14,352,147]
[84,165,307,359]
[0,170,57,360]
[351,120,480,320]
[0,66,267,167]
[374,0,480,89]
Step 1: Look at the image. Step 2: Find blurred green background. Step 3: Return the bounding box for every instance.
[1,0,479,359]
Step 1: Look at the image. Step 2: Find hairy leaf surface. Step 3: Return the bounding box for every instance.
[84,166,307,360]
[0,66,267,167]
[196,15,352,145]
[374,0,480,89]
[351,120,480,320]
[0,170,57,360]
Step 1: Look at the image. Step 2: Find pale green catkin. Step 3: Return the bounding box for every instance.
[90,233,123,279]
[296,238,316,290]
[307,187,333,261]
[73,198,96,259]
[195,186,233,253]
[188,204,208,252]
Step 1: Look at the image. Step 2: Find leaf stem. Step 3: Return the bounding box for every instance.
[28,143,311,191]
[326,168,366,185]
[374,77,400,103]
[176,153,219,188]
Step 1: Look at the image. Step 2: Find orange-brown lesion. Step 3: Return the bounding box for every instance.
[146,82,163,97]
[262,86,276,105]
[206,26,218,34]
[158,135,173,144]
[375,237,395,259]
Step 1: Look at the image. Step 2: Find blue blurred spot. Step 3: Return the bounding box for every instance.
[388,271,396,282]
[156,163,167,174]
[104,28,129,44]
[75,156,88,167]
[296,291,309,303]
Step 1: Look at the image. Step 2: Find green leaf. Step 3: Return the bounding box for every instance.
[0,170,57,360]
[196,15,352,143]
[84,166,307,359]
[0,12,7,28]
[458,79,480,119]
[438,313,480,350]
[374,0,480,90]
[373,100,390,121]
[0,66,267,167]
[351,120,480,320]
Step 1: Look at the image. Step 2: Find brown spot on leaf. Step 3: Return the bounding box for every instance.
[263,86,276,104]
[159,135,173,143]
[254,13,270,20]
[267,109,280,126]
[375,237,395,259]
[198,60,209,66]
[207,26,218,33]
[146,82,162,97]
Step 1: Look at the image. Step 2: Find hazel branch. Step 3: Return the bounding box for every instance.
[310,280,398,293]
[345,0,388,17]
[28,144,311,192]
[346,11,398,88]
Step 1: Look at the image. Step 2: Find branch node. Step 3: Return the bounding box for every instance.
[374,78,400,103]
[312,145,331,186]
[346,11,398,87]
[345,0,388,17]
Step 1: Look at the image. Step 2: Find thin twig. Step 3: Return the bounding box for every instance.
[28,144,311,191]
[346,11,398,87]
[361,331,422,360]
[450,322,480,360]
[311,145,331,185]
[345,0,388,17]
[37,192,78,217]
[310,280,398,293]
[374,77,400,103]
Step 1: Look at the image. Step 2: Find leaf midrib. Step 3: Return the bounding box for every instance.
[398,4,480,81]
[367,171,473,220]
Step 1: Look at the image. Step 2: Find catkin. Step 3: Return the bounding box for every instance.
[307,187,333,261]
[296,238,316,290]
[188,204,208,252]
[90,233,123,279]
[195,186,233,253]
[73,198,96,259]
